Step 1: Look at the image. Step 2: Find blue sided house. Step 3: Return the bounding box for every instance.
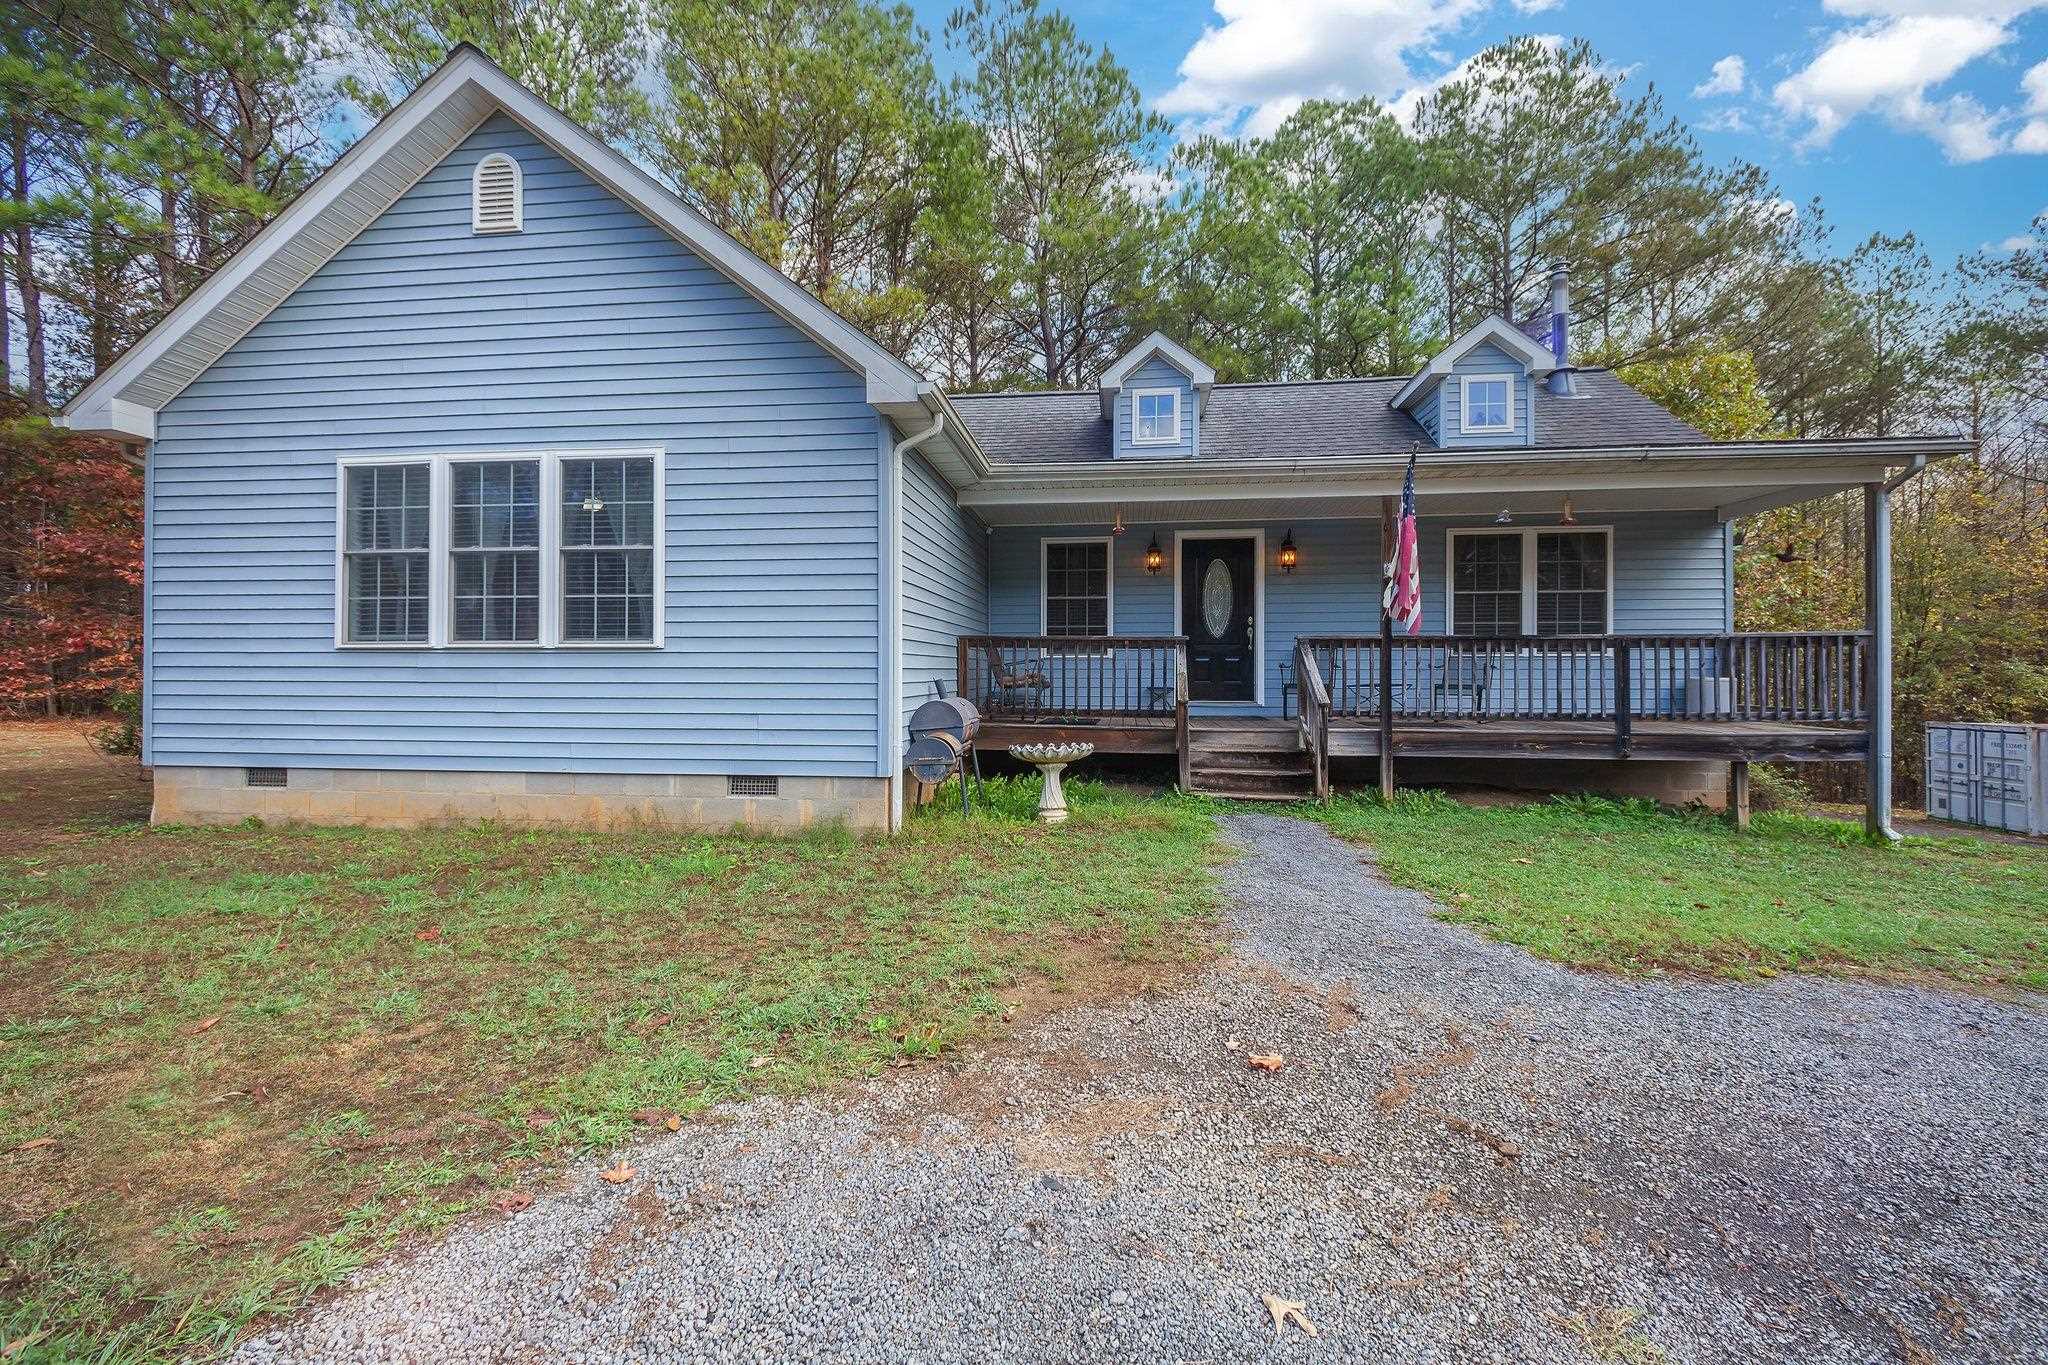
[60,47,1968,836]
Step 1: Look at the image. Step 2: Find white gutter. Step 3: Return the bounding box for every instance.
[1882,450,1930,492]
[882,409,946,832]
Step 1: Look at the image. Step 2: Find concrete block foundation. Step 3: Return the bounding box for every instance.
[151,766,893,834]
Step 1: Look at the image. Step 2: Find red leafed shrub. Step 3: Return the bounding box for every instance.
[0,399,143,715]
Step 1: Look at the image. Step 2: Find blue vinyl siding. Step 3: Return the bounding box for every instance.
[145,115,883,777]
[1112,357,1197,458]
[986,511,1729,717]
[900,448,988,724]
[1431,342,1532,449]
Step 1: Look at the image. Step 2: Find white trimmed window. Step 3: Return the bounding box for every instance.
[471,153,523,234]
[1131,388,1180,445]
[1458,374,1514,434]
[1041,538,1112,638]
[1448,528,1611,637]
[338,450,663,648]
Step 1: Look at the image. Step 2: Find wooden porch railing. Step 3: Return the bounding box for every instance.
[957,635,1189,722]
[1294,638,1331,800]
[1299,632,1871,726]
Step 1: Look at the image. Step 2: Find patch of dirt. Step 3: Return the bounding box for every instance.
[0,720,151,847]
[1374,1029,1477,1112]
[1325,982,1362,1032]
[1011,1097,1170,1181]
[585,1186,672,1302]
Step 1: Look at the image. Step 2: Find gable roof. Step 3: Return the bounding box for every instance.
[1390,315,1559,411]
[1096,332,1216,418]
[59,44,930,440]
[948,368,1710,466]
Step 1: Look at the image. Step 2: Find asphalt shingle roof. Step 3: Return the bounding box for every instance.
[945,369,1710,465]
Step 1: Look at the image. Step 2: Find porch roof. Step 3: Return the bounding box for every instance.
[946,368,1708,465]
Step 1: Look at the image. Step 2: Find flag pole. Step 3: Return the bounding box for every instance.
[1378,494,1397,801]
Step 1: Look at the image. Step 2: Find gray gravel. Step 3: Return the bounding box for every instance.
[235,812,2048,1363]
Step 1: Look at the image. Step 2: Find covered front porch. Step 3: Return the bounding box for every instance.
[949,446,1916,827]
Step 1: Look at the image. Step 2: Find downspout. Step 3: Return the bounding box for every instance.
[884,409,946,833]
[1864,451,1927,843]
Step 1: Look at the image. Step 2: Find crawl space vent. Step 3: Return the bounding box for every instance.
[471,153,522,234]
[728,775,779,798]
[245,767,288,788]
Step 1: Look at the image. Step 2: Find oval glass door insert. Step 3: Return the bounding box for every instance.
[1201,558,1233,638]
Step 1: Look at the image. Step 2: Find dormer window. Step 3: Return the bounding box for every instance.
[1460,375,1513,434]
[1132,389,1180,445]
[472,153,523,234]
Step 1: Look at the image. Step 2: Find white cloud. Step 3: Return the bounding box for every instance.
[1994,232,2039,249]
[1156,0,1489,136]
[1694,55,1747,98]
[2017,58,2048,152]
[1700,106,1752,133]
[1508,0,1562,11]
[1771,13,2022,161]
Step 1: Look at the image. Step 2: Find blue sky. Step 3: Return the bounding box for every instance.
[910,0,2048,268]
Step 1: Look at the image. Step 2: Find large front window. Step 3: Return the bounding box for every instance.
[1450,529,1610,637]
[1042,539,1110,638]
[343,463,430,643]
[336,450,662,648]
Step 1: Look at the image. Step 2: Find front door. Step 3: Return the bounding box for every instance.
[1181,537,1256,701]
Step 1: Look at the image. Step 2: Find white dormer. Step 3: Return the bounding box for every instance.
[1391,315,1558,449]
[1098,333,1215,459]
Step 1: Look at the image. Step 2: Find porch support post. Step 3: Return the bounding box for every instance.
[1729,760,1751,831]
[1377,496,1396,800]
[1864,481,1897,841]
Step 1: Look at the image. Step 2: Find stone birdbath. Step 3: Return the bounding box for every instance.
[1008,741,1094,825]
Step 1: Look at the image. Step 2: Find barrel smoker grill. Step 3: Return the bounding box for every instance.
[906,689,985,815]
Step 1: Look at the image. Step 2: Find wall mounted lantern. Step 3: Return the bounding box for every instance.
[1278,529,1299,574]
[1144,534,1164,575]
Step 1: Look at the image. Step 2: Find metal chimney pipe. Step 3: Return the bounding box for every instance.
[1546,261,1573,396]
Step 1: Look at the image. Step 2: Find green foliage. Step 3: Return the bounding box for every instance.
[1306,792,2048,990]
[1612,352,1781,440]
[91,691,141,755]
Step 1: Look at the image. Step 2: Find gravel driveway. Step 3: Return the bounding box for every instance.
[237,813,2048,1364]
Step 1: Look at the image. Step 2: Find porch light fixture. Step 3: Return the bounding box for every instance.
[1494,508,1513,525]
[1559,495,1578,525]
[1278,529,1299,574]
[1144,534,1164,575]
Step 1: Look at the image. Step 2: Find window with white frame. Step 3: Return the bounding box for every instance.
[1131,389,1180,445]
[560,456,657,643]
[1042,539,1110,638]
[338,450,662,648]
[1449,528,1610,637]
[342,463,431,643]
[1459,375,1513,434]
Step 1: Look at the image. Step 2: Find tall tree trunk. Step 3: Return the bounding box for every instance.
[9,115,46,408]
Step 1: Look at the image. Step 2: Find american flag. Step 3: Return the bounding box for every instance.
[1383,453,1422,636]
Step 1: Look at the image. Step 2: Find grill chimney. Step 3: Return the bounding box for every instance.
[1546,261,1574,396]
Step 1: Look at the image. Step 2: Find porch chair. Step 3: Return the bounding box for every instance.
[985,646,1052,713]
[1430,653,1496,723]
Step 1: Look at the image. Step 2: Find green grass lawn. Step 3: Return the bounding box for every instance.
[1303,791,2048,992]
[0,775,1220,1362]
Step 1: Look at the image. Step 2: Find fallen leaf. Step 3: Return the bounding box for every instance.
[491,1190,534,1214]
[1247,1053,1285,1072]
[1261,1294,1318,1339]
[665,1115,682,1132]
[598,1160,635,1185]
[14,1137,56,1153]
[523,1109,555,1131]
[645,1013,673,1032]
[185,1016,221,1036]
[415,926,442,942]
[4,1328,52,1358]
[633,1108,667,1126]
[1511,856,1533,864]
[748,1055,771,1070]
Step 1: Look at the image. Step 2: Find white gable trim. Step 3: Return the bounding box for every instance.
[60,44,927,440]
[1391,315,1558,413]
[1098,331,1216,418]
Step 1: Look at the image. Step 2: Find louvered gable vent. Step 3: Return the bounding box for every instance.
[471,153,522,234]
